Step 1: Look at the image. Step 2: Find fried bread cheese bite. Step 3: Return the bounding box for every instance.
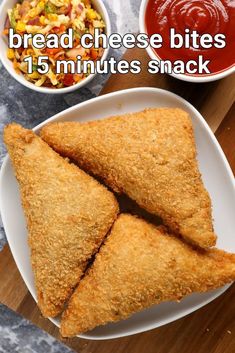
[40,108,216,248]
[60,214,235,337]
[4,124,119,318]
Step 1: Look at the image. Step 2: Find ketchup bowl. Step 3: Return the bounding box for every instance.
[139,0,235,83]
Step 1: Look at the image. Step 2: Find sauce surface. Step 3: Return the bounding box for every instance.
[145,0,235,75]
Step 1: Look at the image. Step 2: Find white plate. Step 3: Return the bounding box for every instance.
[1,87,235,340]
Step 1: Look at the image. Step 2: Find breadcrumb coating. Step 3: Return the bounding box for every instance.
[4,124,119,317]
[40,108,216,248]
[60,214,235,337]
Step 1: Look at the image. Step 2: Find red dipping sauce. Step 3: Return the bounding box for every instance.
[145,0,235,75]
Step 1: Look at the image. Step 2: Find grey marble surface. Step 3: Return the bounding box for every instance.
[0,305,74,353]
[0,0,140,351]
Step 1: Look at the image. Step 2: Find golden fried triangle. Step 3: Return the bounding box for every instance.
[60,214,235,337]
[4,124,119,317]
[40,108,216,248]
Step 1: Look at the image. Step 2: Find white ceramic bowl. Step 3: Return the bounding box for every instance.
[139,0,235,83]
[1,87,235,340]
[0,0,111,94]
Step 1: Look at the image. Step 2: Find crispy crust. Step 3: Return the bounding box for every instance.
[4,123,119,317]
[40,108,216,248]
[60,214,235,337]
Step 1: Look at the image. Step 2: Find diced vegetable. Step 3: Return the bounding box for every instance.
[28,71,41,79]
[63,73,74,86]
[48,13,58,21]
[16,21,26,32]
[28,16,40,25]
[32,64,38,71]
[86,8,98,20]
[10,11,17,29]
[45,1,57,14]
[7,48,15,59]
[39,15,46,24]
[90,48,98,60]
[46,47,62,55]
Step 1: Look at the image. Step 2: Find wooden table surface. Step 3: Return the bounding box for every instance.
[0,48,235,353]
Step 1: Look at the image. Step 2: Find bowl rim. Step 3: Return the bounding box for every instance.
[139,0,235,83]
[0,0,111,94]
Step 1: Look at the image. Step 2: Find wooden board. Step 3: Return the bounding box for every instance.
[0,48,235,353]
